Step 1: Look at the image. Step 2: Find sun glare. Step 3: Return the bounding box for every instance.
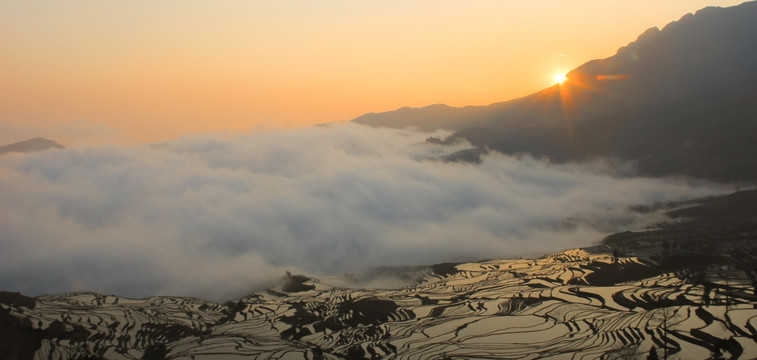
[554,73,567,85]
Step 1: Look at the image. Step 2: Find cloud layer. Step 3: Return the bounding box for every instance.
[0,124,725,299]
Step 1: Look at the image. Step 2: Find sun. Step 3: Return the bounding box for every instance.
[554,73,567,85]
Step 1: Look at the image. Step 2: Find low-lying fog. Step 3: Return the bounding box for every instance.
[0,124,726,299]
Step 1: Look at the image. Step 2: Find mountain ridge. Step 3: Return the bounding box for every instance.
[353,1,757,181]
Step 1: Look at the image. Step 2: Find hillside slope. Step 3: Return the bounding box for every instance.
[3,190,757,359]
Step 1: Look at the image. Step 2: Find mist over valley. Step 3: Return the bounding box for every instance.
[2,2,757,359]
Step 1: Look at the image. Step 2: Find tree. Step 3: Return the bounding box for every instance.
[647,346,659,360]
[605,345,640,360]
[653,307,678,359]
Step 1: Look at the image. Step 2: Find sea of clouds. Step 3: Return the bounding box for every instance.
[0,123,727,299]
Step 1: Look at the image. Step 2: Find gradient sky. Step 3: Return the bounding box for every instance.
[0,0,748,144]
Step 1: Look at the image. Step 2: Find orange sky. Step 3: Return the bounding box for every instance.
[0,1,748,145]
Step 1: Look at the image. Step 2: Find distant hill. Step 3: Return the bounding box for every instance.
[0,137,64,155]
[354,1,757,182]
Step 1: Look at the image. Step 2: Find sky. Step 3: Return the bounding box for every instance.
[0,0,748,145]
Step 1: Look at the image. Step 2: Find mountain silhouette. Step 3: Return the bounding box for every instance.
[0,137,64,156]
[354,1,757,181]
